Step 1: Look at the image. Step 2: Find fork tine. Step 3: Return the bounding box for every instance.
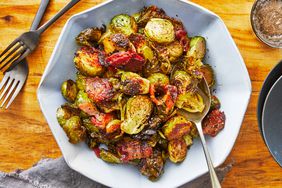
[0,46,27,71]
[0,78,13,101]
[0,80,18,108]
[0,74,10,91]
[5,80,24,109]
[5,48,31,72]
[0,42,21,65]
[0,38,19,59]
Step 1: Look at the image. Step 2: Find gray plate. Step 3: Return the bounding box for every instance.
[257,60,282,136]
[262,75,282,167]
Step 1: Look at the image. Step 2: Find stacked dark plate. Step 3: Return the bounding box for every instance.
[257,60,282,167]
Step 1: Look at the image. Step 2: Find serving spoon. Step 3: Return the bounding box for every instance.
[177,77,221,188]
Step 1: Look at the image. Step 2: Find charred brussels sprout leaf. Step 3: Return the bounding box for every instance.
[56,104,80,127]
[176,92,205,113]
[162,115,192,140]
[200,64,215,87]
[187,36,206,60]
[210,95,221,110]
[63,116,86,144]
[61,80,78,102]
[168,138,187,163]
[137,5,166,27]
[120,71,150,95]
[139,150,164,181]
[147,73,169,86]
[121,95,153,134]
[172,70,192,94]
[74,47,105,77]
[111,14,137,36]
[145,18,175,43]
[76,27,105,46]
[100,149,121,164]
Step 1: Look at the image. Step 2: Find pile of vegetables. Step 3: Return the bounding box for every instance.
[56,5,225,181]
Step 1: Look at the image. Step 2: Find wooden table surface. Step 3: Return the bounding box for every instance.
[0,0,281,187]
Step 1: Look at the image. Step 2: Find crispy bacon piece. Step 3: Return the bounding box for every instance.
[117,139,153,162]
[202,109,226,137]
[90,113,114,130]
[150,84,178,114]
[78,102,98,116]
[86,77,114,103]
[105,51,145,72]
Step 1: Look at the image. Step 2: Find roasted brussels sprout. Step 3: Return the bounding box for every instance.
[75,90,91,105]
[187,36,206,60]
[139,150,164,181]
[56,104,80,127]
[210,95,221,110]
[168,138,187,163]
[61,80,78,102]
[162,115,192,140]
[147,73,169,86]
[117,138,153,162]
[102,33,129,54]
[202,109,225,137]
[100,149,121,164]
[74,47,105,77]
[85,77,115,103]
[76,72,86,91]
[121,95,153,134]
[111,14,137,36]
[76,27,105,46]
[176,92,205,113]
[105,51,145,72]
[171,70,192,94]
[145,18,175,43]
[120,71,150,95]
[166,41,183,62]
[200,64,215,87]
[63,116,86,144]
[128,33,154,61]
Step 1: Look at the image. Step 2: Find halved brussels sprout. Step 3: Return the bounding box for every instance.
[211,95,221,110]
[102,33,129,54]
[168,138,187,163]
[111,14,137,36]
[74,47,105,77]
[171,70,192,94]
[139,150,164,181]
[145,18,175,43]
[56,104,80,127]
[120,71,150,95]
[176,92,205,113]
[162,115,192,140]
[200,64,215,87]
[121,95,153,134]
[100,149,121,164]
[63,116,86,144]
[166,41,183,62]
[147,73,169,86]
[187,36,206,60]
[76,72,86,91]
[61,80,78,102]
[76,27,105,46]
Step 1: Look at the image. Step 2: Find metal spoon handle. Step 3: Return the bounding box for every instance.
[37,0,80,34]
[30,0,50,31]
[195,121,221,188]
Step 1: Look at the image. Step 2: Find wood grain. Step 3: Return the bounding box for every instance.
[0,0,281,187]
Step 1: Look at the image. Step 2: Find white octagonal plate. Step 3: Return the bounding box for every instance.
[37,0,251,187]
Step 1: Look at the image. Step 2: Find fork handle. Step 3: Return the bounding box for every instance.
[30,0,50,31]
[36,0,81,34]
